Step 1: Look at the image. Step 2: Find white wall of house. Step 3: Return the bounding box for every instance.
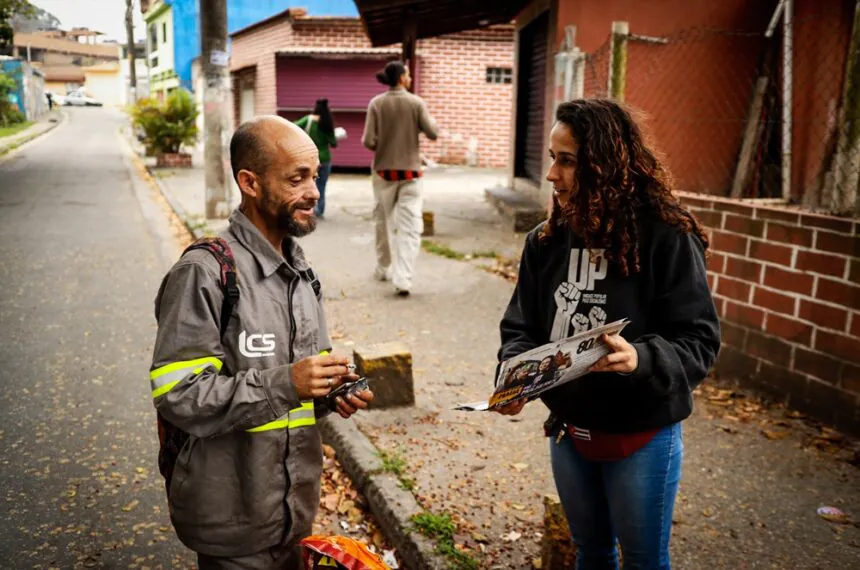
[84,69,123,106]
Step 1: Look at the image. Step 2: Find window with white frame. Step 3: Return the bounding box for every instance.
[486,67,513,84]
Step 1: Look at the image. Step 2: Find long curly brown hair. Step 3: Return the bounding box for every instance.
[541,99,709,276]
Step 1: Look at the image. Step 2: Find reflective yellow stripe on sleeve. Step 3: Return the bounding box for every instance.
[246,401,316,433]
[149,356,223,398]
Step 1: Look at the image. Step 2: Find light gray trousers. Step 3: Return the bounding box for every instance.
[372,175,423,291]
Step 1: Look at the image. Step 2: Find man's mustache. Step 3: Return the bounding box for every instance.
[289,201,317,212]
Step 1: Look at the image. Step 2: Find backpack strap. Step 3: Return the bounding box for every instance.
[302,267,322,300]
[181,237,239,338]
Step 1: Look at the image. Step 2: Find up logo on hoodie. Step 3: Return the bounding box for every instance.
[550,249,609,341]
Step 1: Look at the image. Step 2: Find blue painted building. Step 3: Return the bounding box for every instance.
[1,57,46,120]
[144,0,357,97]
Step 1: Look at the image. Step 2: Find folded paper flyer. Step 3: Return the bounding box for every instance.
[455,318,630,412]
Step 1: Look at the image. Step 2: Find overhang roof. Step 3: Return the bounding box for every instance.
[353,0,528,46]
[41,65,86,82]
[276,46,402,58]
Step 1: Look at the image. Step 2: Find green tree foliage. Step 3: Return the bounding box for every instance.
[0,0,36,55]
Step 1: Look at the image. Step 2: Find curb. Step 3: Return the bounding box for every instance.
[123,129,208,241]
[0,111,65,157]
[319,416,449,570]
[144,165,208,241]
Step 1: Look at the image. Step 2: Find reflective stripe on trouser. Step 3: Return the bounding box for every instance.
[372,175,423,292]
[149,356,223,398]
[247,401,316,432]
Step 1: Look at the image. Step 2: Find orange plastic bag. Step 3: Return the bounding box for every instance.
[300,535,390,570]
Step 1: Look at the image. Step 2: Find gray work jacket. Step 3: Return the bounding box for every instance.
[149,209,330,557]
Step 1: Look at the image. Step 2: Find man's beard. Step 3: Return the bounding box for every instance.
[261,183,317,237]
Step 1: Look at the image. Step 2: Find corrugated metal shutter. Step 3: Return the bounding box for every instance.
[279,109,372,168]
[277,57,385,111]
[515,12,549,183]
[277,56,410,168]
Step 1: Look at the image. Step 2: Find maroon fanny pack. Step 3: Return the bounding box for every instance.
[563,424,659,462]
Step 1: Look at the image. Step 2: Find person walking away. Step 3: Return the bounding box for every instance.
[294,98,338,219]
[150,115,374,569]
[362,60,439,296]
[495,99,720,570]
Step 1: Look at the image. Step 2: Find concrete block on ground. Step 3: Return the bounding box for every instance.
[353,341,415,408]
[542,494,576,570]
[485,186,546,232]
[422,211,435,236]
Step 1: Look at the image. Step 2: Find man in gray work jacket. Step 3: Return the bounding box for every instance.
[150,116,374,569]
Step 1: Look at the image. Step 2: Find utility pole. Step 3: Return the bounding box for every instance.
[125,0,137,102]
[201,0,230,219]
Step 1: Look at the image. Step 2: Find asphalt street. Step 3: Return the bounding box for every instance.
[0,108,194,569]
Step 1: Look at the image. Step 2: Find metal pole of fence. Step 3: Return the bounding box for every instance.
[608,21,629,101]
[832,0,860,214]
[781,0,793,201]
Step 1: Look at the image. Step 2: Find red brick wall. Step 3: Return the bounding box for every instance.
[419,30,514,168]
[232,18,514,168]
[681,192,860,433]
[230,17,295,118]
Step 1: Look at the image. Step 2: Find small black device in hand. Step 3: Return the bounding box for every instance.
[327,376,370,401]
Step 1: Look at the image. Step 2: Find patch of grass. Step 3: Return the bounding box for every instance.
[398,475,416,491]
[0,121,33,138]
[421,240,465,260]
[412,511,480,570]
[421,240,501,263]
[469,250,499,259]
[378,448,407,475]
[376,448,415,491]
[185,215,208,234]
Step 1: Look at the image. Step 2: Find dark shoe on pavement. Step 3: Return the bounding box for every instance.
[396,289,410,297]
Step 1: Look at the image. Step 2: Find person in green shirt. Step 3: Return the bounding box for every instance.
[294,98,338,218]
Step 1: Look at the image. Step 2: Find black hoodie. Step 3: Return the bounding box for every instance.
[498,220,721,434]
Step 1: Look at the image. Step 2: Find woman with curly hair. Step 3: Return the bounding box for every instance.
[495,99,720,569]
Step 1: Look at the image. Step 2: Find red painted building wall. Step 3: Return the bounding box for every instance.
[552,0,855,200]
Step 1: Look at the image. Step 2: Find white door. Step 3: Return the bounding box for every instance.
[240,86,255,124]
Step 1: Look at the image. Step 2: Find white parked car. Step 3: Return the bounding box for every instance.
[64,91,103,107]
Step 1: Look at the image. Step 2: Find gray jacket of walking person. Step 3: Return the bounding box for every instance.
[362,86,439,171]
[149,210,331,557]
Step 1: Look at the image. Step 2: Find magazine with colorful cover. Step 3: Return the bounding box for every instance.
[454,318,630,412]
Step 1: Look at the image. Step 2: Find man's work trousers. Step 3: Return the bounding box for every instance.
[372,174,423,292]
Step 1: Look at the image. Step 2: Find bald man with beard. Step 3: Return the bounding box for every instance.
[149,116,374,569]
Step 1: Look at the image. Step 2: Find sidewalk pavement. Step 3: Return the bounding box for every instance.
[138,138,860,569]
[0,110,64,156]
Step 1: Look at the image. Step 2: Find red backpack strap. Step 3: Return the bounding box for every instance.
[181,237,239,338]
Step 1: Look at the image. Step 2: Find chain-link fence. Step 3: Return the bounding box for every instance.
[554,6,860,216]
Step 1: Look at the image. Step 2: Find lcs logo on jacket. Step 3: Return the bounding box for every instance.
[239,330,276,358]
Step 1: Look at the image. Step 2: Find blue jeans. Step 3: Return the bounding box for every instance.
[315,161,332,217]
[550,423,683,570]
